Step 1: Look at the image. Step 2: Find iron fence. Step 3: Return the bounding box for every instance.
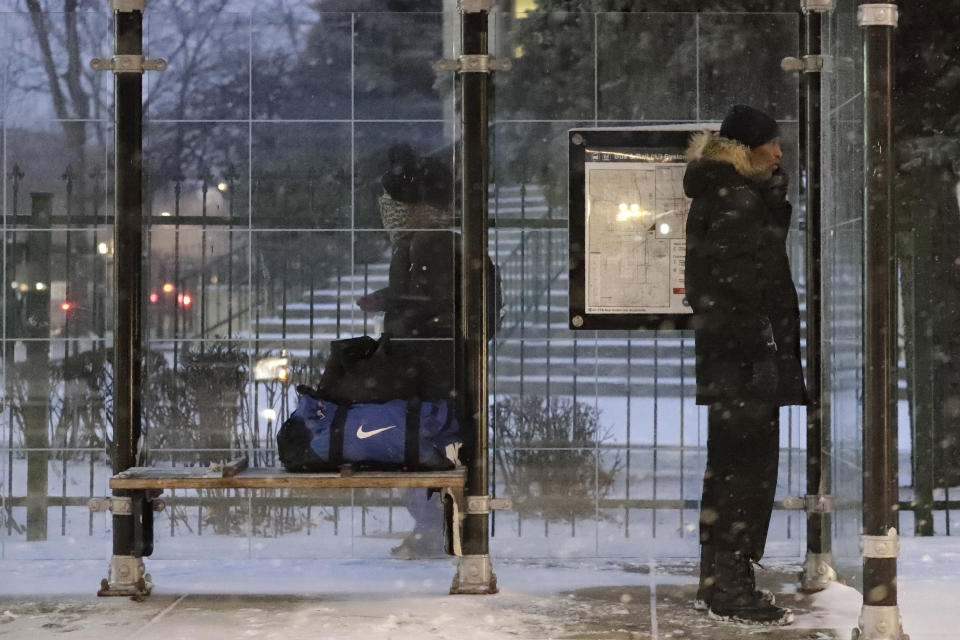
[0,161,954,553]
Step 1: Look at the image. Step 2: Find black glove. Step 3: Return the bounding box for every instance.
[760,168,789,208]
[759,315,778,353]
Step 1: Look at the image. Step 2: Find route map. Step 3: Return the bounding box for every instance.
[584,155,691,315]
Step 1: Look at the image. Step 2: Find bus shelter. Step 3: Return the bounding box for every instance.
[0,1,918,638]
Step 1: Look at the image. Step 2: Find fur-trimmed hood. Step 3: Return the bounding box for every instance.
[683,131,770,198]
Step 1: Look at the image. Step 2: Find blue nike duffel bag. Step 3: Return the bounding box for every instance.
[277,387,463,472]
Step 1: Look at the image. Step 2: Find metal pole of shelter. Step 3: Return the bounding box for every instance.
[450,0,496,595]
[89,0,166,597]
[110,4,145,592]
[855,2,905,639]
[112,5,143,492]
[798,0,837,593]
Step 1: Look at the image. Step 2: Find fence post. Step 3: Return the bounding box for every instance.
[4,166,24,366]
[905,230,935,535]
[855,2,905,639]
[5,166,24,536]
[24,192,52,541]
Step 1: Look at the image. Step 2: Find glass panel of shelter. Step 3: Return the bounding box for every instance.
[0,4,881,565]
[489,8,802,558]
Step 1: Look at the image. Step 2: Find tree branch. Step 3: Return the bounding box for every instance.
[63,0,91,120]
[25,0,72,120]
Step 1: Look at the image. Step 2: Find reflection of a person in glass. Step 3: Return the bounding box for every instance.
[357,143,459,559]
[683,105,807,626]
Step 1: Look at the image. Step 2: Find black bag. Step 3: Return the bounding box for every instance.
[454,240,505,336]
[487,256,505,335]
[278,334,467,472]
[315,335,420,404]
[277,390,462,472]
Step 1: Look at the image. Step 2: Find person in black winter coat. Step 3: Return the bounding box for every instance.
[357,144,460,558]
[361,145,459,400]
[683,105,807,625]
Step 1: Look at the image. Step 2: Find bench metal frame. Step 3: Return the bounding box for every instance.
[92,462,469,598]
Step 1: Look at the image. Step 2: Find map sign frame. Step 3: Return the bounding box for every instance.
[569,127,702,331]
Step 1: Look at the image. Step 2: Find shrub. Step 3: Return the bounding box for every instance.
[493,395,619,522]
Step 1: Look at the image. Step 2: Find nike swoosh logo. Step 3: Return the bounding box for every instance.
[356,424,398,439]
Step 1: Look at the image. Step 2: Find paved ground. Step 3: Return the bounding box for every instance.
[0,559,852,639]
[559,570,844,639]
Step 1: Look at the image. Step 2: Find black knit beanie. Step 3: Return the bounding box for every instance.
[719,104,780,148]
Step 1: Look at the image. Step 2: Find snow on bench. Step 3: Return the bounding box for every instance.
[110,457,466,490]
[109,461,467,491]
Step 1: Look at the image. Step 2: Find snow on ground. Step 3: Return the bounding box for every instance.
[0,536,958,639]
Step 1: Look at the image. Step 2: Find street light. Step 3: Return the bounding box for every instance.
[253,353,289,381]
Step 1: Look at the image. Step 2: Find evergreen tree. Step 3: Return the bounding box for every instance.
[893,0,960,490]
[494,0,797,208]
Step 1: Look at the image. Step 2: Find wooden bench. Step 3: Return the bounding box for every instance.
[110,464,467,492]
[94,458,470,598]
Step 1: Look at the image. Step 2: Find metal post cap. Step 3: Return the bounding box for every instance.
[802,0,836,11]
[858,4,899,27]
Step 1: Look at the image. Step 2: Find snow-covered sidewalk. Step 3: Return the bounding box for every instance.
[0,537,957,640]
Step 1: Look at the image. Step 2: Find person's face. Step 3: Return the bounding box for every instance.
[751,137,783,173]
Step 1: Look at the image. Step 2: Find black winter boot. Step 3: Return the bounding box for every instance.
[693,545,776,611]
[708,550,793,625]
[693,544,716,611]
[390,531,445,559]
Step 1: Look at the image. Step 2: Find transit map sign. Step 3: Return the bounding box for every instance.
[569,127,704,331]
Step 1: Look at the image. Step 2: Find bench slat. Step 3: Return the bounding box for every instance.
[109,466,467,490]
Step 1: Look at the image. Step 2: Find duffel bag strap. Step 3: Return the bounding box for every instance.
[329,404,350,466]
[404,396,422,469]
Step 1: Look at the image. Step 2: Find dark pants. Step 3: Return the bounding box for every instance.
[699,400,780,561]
